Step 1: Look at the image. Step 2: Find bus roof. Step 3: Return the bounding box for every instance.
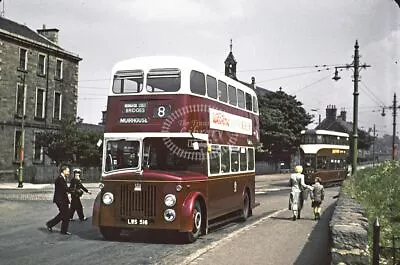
[110,56,257,97]
[301,129,349,138]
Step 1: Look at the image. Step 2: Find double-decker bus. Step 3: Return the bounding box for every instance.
[92,56,259,242]
[299,129,349,185]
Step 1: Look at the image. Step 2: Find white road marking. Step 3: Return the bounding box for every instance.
[178,208,287,265]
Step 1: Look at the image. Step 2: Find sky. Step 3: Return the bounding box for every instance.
[4,0,400,136]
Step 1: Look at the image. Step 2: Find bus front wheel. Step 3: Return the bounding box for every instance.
[100,226,121,241]
[185,200,202,243]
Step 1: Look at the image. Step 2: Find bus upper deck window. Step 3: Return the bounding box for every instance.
[217,80,228,103]
[245,92,252,111]
[113,70,143,94]
[237,89,245,109]
[228,85,237,106]
[206,75,217,99]
[190,70,206,96]
[253,96,259,113]
[147,68,181,93]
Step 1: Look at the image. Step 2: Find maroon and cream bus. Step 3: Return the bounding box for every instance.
[300,129,350,185]
[92,56,259,242]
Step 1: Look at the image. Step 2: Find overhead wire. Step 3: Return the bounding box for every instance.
[292,74,331,94]
[359,81,386,107]
[237,63,342,73]
[256,68,332,84]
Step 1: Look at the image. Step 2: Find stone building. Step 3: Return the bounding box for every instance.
[0,16,82,181]
[315,105,352,133]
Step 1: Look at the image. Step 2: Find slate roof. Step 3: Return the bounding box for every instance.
[315,117,353,133]
[0,16,62,49]
[238,80,273,96]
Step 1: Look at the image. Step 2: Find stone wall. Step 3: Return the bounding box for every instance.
[330,192,369,265]
[0,165,101,183]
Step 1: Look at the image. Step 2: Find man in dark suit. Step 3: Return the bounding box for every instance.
[46,165,72,235]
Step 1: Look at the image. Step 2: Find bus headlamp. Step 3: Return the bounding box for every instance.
[164,194,176,207]
[164,209,176,222]
[102,192,114,205]
[176,184,182,192]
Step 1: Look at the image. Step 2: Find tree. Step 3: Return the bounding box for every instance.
[258,89,312,161]
[37,116,103,167]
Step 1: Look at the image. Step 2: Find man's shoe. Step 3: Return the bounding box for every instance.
[61,231,72,235]
[292,215,297,221]
[46,223,52,232]
[79,217,88,221]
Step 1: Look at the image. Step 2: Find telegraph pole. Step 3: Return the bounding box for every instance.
[18,73,26,188]
[352,41,360,177]
[332,41,370,177]
[393,93,397,160]
[372,124,376,167]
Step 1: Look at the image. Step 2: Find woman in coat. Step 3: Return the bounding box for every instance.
[289,165,311,221]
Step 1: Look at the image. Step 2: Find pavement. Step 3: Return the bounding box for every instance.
[0,173,290,201]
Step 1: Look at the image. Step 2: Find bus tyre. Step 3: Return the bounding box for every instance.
[100,226,121,241]
[186,200,202,243]
[240,191,250,222]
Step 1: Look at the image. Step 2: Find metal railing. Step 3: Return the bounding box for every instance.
[373,218,400,265]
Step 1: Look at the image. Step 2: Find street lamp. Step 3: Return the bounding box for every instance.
[17,73,26,188]
[332,40,370,177]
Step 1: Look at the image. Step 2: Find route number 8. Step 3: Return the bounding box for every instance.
[158,106,166,118]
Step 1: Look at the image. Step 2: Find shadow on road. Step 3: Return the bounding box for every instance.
[62,218,194,244]
[293,202,336,265]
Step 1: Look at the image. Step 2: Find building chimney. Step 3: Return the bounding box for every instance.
[37,24,59,44]
[326,105,337,121]
[251,76,256,89]
[340,108,346,121]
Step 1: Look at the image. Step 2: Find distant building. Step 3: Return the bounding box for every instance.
[315,105,352,133]
[223,40,273,97]
[0,16,82,181]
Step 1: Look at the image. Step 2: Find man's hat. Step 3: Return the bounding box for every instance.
[73,168,81,173]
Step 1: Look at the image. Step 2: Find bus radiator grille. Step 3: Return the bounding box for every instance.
[119,184,157,218]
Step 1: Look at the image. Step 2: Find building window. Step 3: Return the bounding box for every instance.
[55,59,63,79]
[15,83,26,117]
[19,48,27,71]
[53,92,62,120]
[35,88,46,119]
[14,130,22,162]
[34,132,44,163]
[37,54,46,76]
